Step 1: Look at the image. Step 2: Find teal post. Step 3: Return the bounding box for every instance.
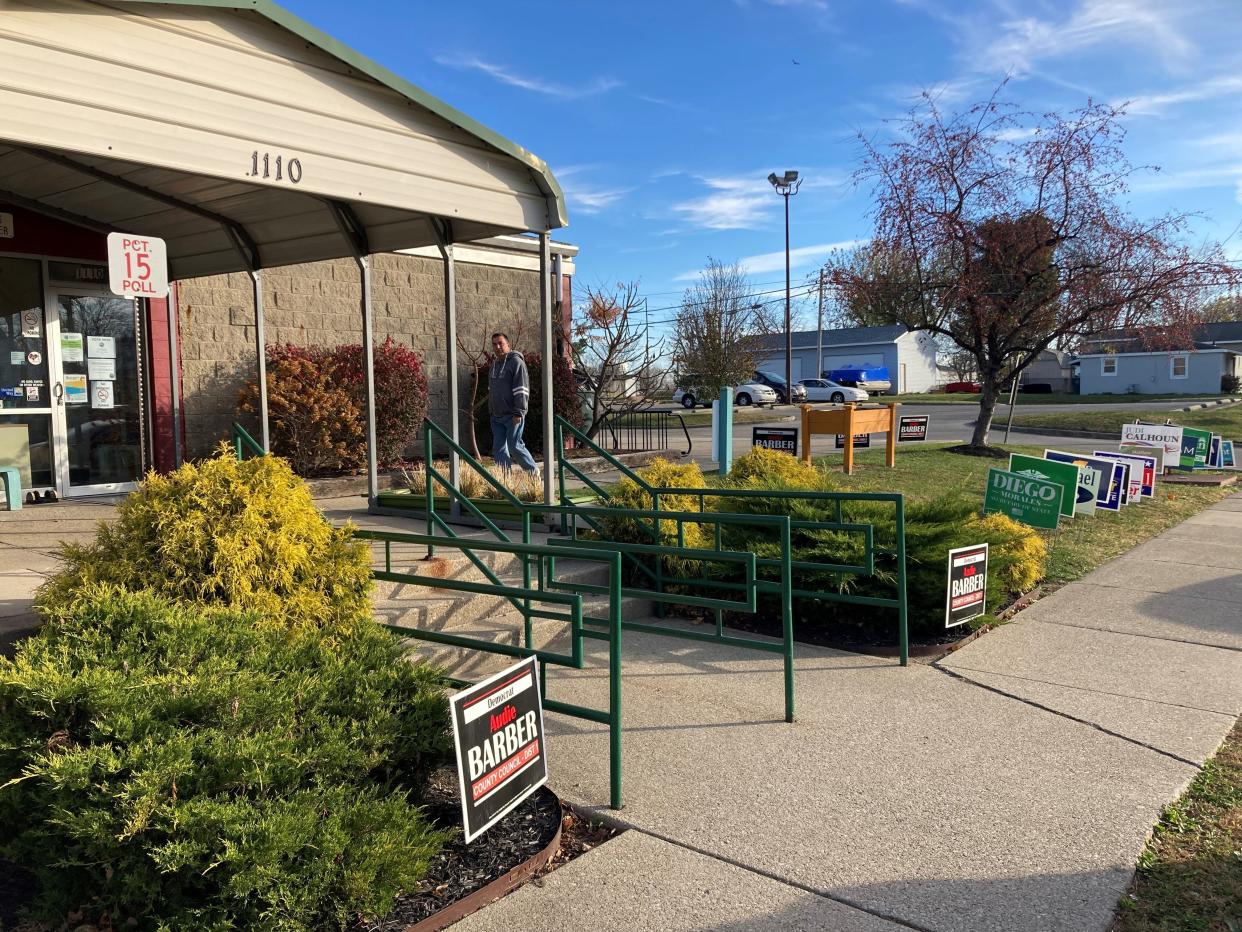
[716,387,734,477]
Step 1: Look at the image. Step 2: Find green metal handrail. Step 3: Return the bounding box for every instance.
[231,422,265,460]
[555,416,909,666]
[354,528,624,810]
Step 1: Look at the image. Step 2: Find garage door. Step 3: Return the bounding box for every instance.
[758,357,802,380]
[820,352,884,375]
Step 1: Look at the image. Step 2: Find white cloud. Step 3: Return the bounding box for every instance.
[670,175,775,231]
[975,0,1194,76]
[994,126,1038,142]
[1235,179,1242,206]
[674,239,863,281]
[554,165,629,215]
[435,55,621,99]
[1119,76,1242,117]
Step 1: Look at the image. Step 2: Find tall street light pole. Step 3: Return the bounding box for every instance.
[768,170,802,404]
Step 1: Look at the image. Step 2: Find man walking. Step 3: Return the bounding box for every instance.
[488,332,539,473]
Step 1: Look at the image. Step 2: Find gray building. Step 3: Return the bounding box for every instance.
[757,325,940,393]
[1077,322,1242,395]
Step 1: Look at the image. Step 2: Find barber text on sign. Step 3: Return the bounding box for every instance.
[752,427,798,453]
[449,656,548,844]
[107,233,169,299]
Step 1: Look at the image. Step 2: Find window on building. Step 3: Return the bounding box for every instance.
[1102,356,1117,376]
[1170,355,1188,379]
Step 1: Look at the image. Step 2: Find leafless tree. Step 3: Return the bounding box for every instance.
[671,258,779,398]
[572,280,663,439]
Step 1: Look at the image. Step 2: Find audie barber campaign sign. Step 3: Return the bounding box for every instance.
[450,657,548,844]
[946,543,988,628]
[753,426,798,453]
[898,415,929,442]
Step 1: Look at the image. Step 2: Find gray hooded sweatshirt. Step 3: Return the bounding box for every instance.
[488,351,531,417]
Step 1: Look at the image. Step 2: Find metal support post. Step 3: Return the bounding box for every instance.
[355,255,379,507]
[815,270,825,379]
[435,224,460,514]
[539,233,555,509]
[167,287,183,466]
[249,269,270,452]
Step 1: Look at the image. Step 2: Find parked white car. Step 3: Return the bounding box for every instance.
[673,382,779,408]
[798,378,869,403]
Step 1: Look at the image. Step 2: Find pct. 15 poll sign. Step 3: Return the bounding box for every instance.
[898,414,929,442]
[450,656,548,844]
[983,468,1063,530]
[107,232,169,299]
[946,543,988,628]
[752,426,798,454]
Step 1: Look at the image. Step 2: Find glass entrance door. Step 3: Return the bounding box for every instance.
[0,256,54,496]
[51,291,143,495]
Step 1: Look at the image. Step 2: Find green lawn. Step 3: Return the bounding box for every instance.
[888,392,1229,406]
[1011,403,1242,436]
[677,407,795,428]
[1113,717,1242,931]
[818,443,1236,586]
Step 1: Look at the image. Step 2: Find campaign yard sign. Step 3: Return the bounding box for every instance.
[450,657,548,844]
[1093,451,1155,499]
[1008,454,1080,518]
[946,544,989,628]
[1209,435,1222,468]
[752,427,798,454]
[1178,427,1212,471]
[835,432,871,448]
[1120,423,1183,469]
[1223,440,1237,468]
[984,469,1063,529]
[1045,449,1122,512]
[898,415,929,442]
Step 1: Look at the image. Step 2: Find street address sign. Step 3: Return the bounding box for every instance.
[107,232,169,299]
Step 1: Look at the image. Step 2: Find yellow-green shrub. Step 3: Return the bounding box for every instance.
[728,447,827,490]
[604,458,708,549]
[35,448,371,636]
[967,512,1048,594]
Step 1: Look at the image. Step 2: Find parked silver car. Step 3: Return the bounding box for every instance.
[798,378,869,403]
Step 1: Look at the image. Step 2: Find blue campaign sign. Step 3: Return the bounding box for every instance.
[1044,449,1124,512]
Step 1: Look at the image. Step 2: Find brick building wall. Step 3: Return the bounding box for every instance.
[175,247,571,459]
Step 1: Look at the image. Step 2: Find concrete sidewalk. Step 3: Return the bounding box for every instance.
[462,494,1242,932]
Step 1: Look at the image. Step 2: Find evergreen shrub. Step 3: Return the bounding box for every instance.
[35,449,372,637]
[0,587,451,931]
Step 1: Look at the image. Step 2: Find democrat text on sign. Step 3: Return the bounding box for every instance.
[946,544,988,628]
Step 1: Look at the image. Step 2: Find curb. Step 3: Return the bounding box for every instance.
[1174,396,1242,413]
[1001,425,1117,440]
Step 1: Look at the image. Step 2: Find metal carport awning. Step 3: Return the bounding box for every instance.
[0,0,568,505]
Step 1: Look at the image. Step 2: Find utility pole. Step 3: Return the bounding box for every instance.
[815,269,825,379]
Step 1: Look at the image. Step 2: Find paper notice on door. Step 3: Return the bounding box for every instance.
[65,374,88,404]
[91,380,114,409]
[87,335,116,358]
[61,332,84,362]
[86,357,116,380]
[25,385,38,402]
[9,351,22,366]
[20,308,40,338]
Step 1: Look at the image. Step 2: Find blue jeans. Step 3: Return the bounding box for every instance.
[490,415,539,472]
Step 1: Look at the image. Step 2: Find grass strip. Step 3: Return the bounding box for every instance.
[1011,403,1242,436]
[1112,717,1242,931]
[819,443,1236,585]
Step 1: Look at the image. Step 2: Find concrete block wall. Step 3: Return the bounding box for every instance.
[176,252,556,459]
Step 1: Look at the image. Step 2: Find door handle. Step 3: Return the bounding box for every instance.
[54,382,64,405]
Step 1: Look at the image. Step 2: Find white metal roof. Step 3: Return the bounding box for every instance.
[0,0,567,279]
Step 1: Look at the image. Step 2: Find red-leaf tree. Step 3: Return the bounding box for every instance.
[827,87,1240,450]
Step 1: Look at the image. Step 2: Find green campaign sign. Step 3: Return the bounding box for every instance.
[1007,454,1078,518]
[984,468,1063,529]
[1178,427,1212,470]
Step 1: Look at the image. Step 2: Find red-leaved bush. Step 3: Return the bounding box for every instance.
[239,337,429,475]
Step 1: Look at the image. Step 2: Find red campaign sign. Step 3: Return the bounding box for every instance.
[945,543,989,628]
[449,656,548,844]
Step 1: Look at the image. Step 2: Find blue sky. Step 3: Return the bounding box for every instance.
[287,0,1242,332]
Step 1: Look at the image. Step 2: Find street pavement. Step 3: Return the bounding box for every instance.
[461,494,1242,932]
